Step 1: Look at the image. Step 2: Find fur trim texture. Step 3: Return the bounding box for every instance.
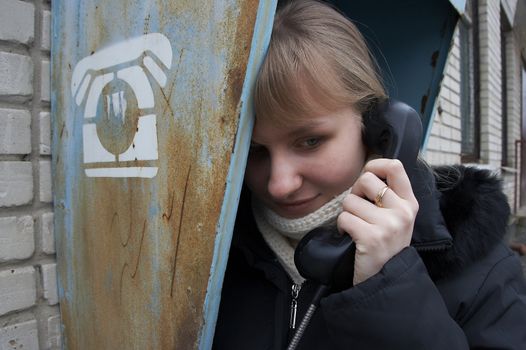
[421,165,511,280]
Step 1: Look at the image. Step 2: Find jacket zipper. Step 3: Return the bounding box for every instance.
[289,283,302,330]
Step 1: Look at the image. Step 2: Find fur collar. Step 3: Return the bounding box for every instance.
[421,165,511,280]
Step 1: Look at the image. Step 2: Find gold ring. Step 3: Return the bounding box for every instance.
[374,185,389,208]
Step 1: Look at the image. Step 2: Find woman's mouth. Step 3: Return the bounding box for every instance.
[273,195,320,218]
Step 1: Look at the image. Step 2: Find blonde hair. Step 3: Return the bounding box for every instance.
[254,0,387,124]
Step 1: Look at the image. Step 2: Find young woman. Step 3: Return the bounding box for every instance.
[213,1,526,349]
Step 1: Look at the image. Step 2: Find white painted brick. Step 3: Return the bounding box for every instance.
[42,10,51,51]
[0,108,31,155]
[41,60,51,102]
[0,319,38,350]
[42,263,58,305]
[450,116,460,130]
[0,0,35,45]
[39,160,52,203]
[0,52,33,97]
[47,314,62,349]
[41,212,55,254]
[451,128,461,141]
[40,111,51,155]
[451,105,460,118]
[449,77,461,94]
[0,216,34,262]
[427,135,439,151]
[450,93,460,106]
[441,113,453,127]
[0,161,33,207]
[0,267,36,316]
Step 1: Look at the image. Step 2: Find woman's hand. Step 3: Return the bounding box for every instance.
[337,158,419,285]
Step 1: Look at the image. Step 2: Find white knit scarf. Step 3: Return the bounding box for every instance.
[252,189,351,285]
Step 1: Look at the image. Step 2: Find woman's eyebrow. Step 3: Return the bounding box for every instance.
[287,121,330,137]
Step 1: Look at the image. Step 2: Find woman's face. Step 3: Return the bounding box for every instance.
[245,106,367,219]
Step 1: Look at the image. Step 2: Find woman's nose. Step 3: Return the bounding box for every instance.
[267,154,302,200]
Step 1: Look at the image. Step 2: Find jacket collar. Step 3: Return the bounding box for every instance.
[408,160,452,250]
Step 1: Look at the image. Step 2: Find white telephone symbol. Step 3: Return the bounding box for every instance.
[71,33,173,178]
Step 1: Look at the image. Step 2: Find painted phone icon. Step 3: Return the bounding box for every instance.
[71,33,173,178]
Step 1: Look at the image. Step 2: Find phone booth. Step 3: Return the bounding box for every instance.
[334,0,466,142]
[51,0,464,349]
[52,1,276,348]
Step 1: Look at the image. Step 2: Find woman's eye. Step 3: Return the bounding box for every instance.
[300,137,321,149]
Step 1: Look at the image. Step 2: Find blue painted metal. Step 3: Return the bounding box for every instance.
[52,1,270,348]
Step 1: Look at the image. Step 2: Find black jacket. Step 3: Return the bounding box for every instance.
[213,166,526,349]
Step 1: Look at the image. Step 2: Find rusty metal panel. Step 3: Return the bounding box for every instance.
[51,1,276,348]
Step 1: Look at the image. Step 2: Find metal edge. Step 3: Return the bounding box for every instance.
[422,14,460,153]
[197,1,277,348]
[448,0,467,15]
[49,2,70,348]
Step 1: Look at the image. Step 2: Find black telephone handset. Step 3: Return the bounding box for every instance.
[293,99,423,290]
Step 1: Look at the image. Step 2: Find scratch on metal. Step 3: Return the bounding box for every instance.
[119,263,128,305]
[170,164,192,297]
[160,48,185,119]
[132,219,147,278]
[162,190,176,221]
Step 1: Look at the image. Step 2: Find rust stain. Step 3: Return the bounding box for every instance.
[170,164,192,298]
[167,1,260,347]
[225,0,259,111]
[131,220,147,278]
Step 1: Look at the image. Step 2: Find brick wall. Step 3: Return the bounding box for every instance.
[425,0,523,213]
[0,0,61,349]
[426,0,504,169]
[424,27,463,166]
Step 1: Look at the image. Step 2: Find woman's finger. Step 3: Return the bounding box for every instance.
[351,170,400,209]
[363,158,415,201]
[342,192,388,224]
[337,210,372,241]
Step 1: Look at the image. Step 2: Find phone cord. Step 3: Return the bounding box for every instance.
[286,285,329,350]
